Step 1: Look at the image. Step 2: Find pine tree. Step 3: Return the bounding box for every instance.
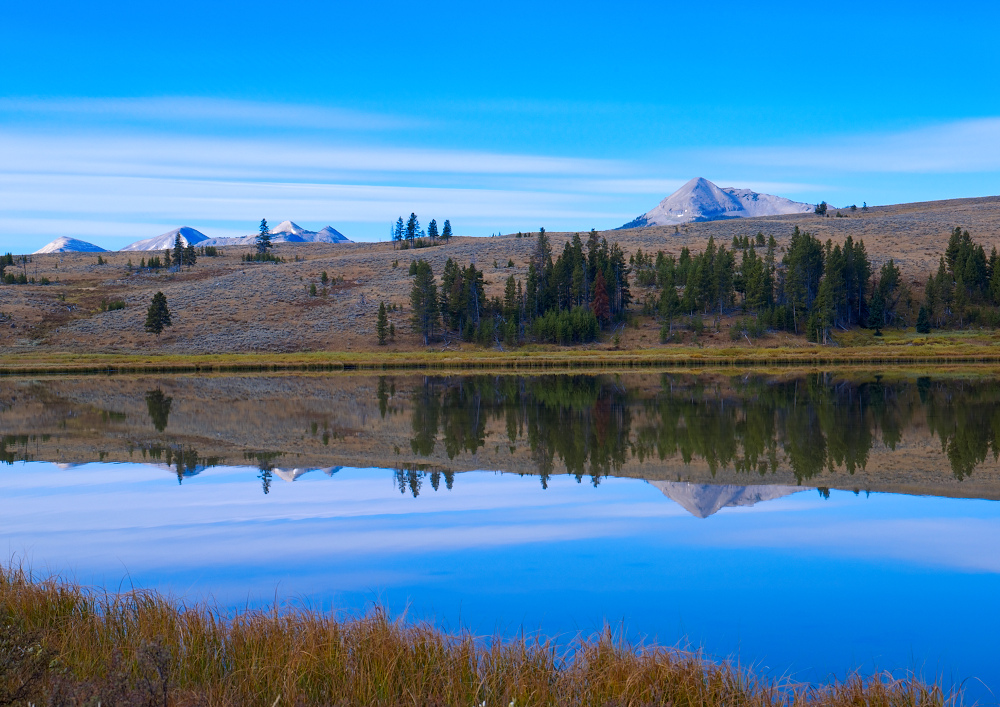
[410,259,439,345]
[173,234,184,271]
[144,291,172,336]
[183,243,197,268]
[405,213,420,245]
[256,219,272,255]
[376,302,389,345]
[916,305,931,333]
[393,217,405,249]
[427,219,439,242]
[441,220,452,242]
[591,270,611,324]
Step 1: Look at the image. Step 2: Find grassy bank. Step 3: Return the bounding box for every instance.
[6,333,1000,375]
[0,568,953,706]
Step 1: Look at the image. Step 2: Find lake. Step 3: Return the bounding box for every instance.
[1,371,999,699]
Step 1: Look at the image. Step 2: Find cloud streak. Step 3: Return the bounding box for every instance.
[719,118,1000,174]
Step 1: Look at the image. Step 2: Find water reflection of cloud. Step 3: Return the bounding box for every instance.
[2,463,999,590]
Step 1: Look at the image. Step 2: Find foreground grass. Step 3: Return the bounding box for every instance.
[5,330,1000,375]
[0,568,955,706]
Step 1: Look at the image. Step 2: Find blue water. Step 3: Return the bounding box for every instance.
[3,461,998,700]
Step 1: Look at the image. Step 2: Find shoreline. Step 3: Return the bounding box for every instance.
[5,343,1000,375]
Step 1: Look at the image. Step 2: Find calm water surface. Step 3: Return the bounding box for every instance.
[1,372,999,698]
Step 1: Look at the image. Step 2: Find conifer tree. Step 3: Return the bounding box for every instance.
[916,306,931,333]
[183,243,197,268]
[427,219,439,242]
[256,219,272,255]
[591,270,611,324]
[409,259,439,344]
[144,291,172,336]
[393,217,405,248]
[173,234,184,271]
[441,220,452,242]
[376,301,389,345]
[405,213,420,245]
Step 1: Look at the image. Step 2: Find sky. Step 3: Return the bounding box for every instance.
[3,0,1000,252]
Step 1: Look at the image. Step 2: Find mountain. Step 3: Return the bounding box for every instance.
[268,221,351,244]
[647,481,809,518]
[33,237,108,254]
[315,226,351,243]
[121,226,210,252]
[200,222,352,247]
[620,177,814,229]
[273,467,343,483]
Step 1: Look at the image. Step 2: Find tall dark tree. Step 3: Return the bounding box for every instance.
[591,269,611,324]
[393,217,405,248]
[409,259,439,345]
[441,220,453,242]
[183,243,197,268]
[781,227,824,333]
[405,213,420,245]
[173,234,185,271]
[427,219,439,242]
[376,301,389,345]
[144,291,172,336]
[256,219,272,254]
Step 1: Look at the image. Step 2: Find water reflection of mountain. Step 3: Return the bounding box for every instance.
[273,467,343,483]
[647,481,809,518]
[6,372,1000,502]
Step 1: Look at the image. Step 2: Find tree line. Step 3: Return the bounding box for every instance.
[404,230,631,346]
[392,214,452,249]
[395,373,1000,488]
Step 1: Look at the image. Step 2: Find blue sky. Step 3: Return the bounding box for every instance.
[3,0,1000,251]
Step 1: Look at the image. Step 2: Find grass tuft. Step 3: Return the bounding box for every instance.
[0,566,959,706]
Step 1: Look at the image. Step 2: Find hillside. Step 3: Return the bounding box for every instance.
[2,194,1000,356]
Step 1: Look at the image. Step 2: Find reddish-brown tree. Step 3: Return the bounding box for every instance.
[591,269,611,324]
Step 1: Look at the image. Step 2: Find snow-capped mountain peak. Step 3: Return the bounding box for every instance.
[33,237,108,254]
[271,221,307,235]
[621,177,814,229]
[121,226,209,252]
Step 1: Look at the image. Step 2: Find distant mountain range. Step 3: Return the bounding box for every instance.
[33,237,109,254]
[620,177,814,229]
[33,222,353,254]
[199,221,351,248]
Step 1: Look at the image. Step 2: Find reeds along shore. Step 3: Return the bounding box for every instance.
[0,568,952,707]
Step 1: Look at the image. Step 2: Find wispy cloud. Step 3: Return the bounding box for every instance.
[0,97,420,132]
[719,118,1000,174]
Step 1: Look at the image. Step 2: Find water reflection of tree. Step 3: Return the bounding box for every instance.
[393,466,453,497]
[244,451,282,495]
[144,389,172,432]
[409,376,630,488]
[406,373,1000,488]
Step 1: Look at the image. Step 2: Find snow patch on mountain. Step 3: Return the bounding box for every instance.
[621,177,814,229]
[33,237,108,254]
[121,227,210,252]
[647,480,809,518]
[200,222,352,247]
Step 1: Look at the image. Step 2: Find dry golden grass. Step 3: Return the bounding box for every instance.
[5,328,1000,375]
[0,567,953,707]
